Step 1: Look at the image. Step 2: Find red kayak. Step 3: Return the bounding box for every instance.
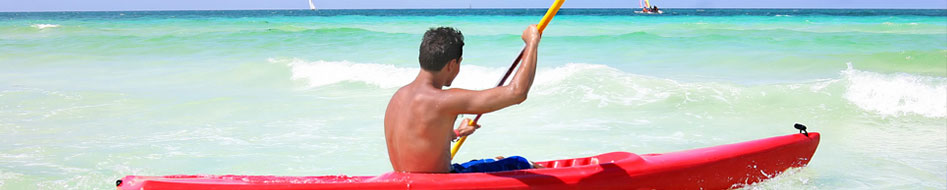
[117,132,820,190]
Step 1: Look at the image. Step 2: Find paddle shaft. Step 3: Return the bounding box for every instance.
[451,0,565,159]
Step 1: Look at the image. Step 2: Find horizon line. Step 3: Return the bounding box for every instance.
[3,7,946,13]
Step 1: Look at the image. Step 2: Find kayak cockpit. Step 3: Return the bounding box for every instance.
[534,151,643,169]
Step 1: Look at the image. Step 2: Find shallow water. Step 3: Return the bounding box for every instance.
[0,9,945,189]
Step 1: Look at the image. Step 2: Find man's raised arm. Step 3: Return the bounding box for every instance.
[442,25,541,115]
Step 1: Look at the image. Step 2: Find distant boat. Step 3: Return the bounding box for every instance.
[634,0,663,14]
[308,0,316,10]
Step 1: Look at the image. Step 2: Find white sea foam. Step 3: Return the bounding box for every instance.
[30,24,60,29]
[283,58,942,119]
[0,170,24,187]
[842,63,947,118]
[279,58,624,90]
[281,59,679,107]
[278,58,418,89]
[532,63,675,107]
[533,63,613,85]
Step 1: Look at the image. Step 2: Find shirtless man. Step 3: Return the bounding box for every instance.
[384,25,541,173]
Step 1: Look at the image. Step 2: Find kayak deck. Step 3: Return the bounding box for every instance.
[117,132,820,190]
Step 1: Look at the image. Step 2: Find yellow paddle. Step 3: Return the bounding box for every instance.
[451,0,566,159]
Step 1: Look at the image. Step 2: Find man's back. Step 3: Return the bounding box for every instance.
[384,26,540,173]
[384,83,455,173]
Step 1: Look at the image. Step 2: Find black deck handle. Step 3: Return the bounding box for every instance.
[794,123,808,137]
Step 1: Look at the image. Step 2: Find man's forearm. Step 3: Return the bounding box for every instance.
[508,40,539,99]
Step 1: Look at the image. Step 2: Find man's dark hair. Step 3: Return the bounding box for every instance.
[419,27,464,72]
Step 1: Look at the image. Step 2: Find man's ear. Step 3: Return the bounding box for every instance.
[446,59,459,72]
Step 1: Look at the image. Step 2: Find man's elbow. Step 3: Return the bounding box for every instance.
[509,88,528,104]
[513,94,527,104]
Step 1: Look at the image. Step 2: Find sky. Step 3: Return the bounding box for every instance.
[1,0,945,12]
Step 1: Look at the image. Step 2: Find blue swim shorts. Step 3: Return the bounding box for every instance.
[450,156,532,173]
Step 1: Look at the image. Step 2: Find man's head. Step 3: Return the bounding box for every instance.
[419,27,464,72]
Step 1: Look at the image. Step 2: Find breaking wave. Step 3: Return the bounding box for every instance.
[842,63,947,118]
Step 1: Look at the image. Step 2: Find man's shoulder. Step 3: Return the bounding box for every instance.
[392,83,440,102]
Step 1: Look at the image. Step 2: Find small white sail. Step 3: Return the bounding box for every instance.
[308,0,316,10]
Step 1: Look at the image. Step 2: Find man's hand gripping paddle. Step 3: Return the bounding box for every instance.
[450,0,565,159]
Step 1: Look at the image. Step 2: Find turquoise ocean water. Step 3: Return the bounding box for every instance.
[1,9,945,189]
